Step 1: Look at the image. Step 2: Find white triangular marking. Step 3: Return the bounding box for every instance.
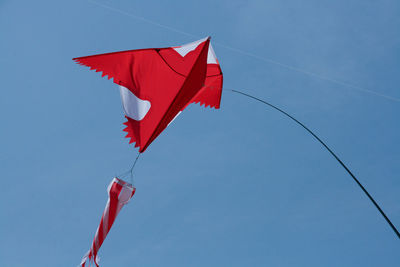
[173,37,218,64]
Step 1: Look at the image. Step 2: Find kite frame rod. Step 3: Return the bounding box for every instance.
[229,88,400,240]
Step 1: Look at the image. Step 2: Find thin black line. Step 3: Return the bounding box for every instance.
[156,50,187,77]
[156,50,223,78]
[229,88,400,240]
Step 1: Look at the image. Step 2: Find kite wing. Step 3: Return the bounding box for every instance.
[73,37,223,152]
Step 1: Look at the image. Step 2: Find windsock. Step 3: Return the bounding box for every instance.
[80,178,135,267]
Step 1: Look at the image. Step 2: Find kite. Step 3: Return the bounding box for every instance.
[74,37,223,266]
[73,37,222,152]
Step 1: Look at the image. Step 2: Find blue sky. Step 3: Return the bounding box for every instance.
[1,0,399,266]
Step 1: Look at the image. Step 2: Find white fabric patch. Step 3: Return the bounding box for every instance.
[173,37,207,57]
[173,37,217,64]
[118,185,134,204]
[119,86,151,121]
[207,44,217,64]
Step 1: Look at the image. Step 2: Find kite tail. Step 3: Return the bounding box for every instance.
[79,251,99,267]
[80,178,136,266]
[228,88,400,240]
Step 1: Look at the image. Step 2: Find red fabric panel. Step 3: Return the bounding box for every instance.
[141,39,210,152]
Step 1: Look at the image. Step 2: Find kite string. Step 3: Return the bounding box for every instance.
[118,151,141,185]
[87,0,400,103]
[224,87,400,240]
[130,152,142,179]
[128,152,141,184]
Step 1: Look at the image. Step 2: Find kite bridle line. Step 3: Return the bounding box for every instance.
[129,152,141,182]
[118,151,141,185]
[222,87,400,240]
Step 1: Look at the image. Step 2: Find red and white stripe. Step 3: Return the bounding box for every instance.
[80,178,136,267]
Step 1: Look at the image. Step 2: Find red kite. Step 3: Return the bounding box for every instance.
[73,37,223,152]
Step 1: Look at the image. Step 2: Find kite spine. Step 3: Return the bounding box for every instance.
[229,88,400,240]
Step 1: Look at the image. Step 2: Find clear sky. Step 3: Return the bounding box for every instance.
[1,0,399,266]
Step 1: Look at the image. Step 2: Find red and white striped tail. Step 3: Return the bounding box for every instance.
[80,178,136,267]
